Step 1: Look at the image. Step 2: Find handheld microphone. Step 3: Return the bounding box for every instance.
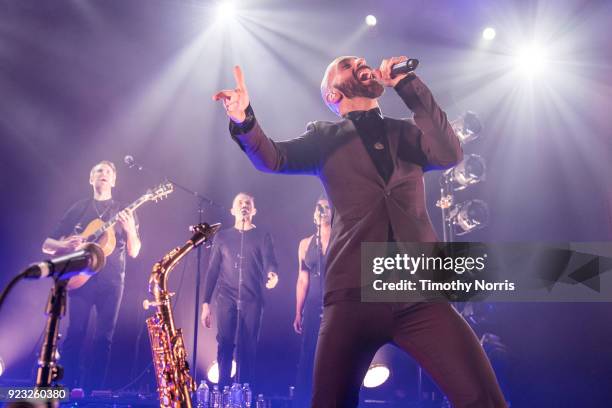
[124,155,143,171]
[24,243,106,281]
[390,59,419,78]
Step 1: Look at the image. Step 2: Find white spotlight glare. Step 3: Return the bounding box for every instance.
[365,15,377,27]
[514,44,548,77]
[482,27,496,40]
[363,364,390,388]
[216,1,237,22]
[0,357,5,377]
[206,360,237,384]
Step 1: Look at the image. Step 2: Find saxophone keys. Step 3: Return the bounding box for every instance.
[143,299,161,310]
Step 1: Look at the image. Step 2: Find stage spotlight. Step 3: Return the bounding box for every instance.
[365,15,377,27]
[0,356,5,377]
[451,111,483,144]
[216,1,237,22]
[443,154,486,191]
[514,44,548,77]
[482,27,496,41]
[449,199,489,236]
[207,360,237,384]
[363,364,390,388]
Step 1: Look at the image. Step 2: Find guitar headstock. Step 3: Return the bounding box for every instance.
[145,182,174,203]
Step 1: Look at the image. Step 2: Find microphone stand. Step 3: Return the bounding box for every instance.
[438,176,455,243]
[234,216,246,383]
[421,176,455,403]
[315,210,324,318]
[36,279,68,389]
[124,157,224,380]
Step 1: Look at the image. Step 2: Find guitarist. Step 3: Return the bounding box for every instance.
[42,160,141,391]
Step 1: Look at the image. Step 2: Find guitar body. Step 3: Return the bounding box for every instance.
[64,218,117,290]
[82,218,117,257]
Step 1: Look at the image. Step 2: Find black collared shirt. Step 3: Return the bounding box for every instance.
[344,107,393,184]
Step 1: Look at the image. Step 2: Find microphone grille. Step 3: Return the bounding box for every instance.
[84,243,106,273]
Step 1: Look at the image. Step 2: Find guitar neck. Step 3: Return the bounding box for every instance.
[92,197,147,240]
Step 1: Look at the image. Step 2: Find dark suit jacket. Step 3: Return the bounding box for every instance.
[232,76,462,303]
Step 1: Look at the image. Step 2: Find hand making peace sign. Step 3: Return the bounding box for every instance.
[212,65,250,123]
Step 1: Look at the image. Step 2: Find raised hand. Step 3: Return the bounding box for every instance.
[212,65,250,123]
[373,56,410,87]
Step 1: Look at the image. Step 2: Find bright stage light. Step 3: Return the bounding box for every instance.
[451,111,483,145]
[444,154,487,191]
[365,15,377,27]
[514,44,548,77]
[363,364,390,388]
[0,357,5,377]
[449,199,490,236]
[216,1,237,22]
[482,27,496,40]
[207,360,237,384]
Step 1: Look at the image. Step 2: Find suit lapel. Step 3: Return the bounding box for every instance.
[384,117,401,187]
[339,119,385,187]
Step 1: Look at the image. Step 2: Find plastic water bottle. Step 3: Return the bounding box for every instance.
[222,386,231,408]
[230,383,243,407]
[242,383,252,408]
[196,380,210,408]
[211,385,221,408]
[255,394,265,408]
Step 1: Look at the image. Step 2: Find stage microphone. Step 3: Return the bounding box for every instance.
[391,58,419,78]
[124,155,143,171]
[316,204,325,214]
[23,243,106,281]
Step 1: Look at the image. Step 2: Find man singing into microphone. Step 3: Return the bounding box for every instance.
[212,57,506,407]
[42,160,141,391]
[201,192,279,388]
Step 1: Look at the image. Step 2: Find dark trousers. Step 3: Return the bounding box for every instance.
[311,301,507,408]
[215,293,263,388]
[61,277,124,390]
[295,302,323,408]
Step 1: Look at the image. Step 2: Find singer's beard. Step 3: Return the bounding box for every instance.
[240,209,250,222]
[335,76,384,100]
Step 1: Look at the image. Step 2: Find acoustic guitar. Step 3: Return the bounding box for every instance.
[63,182,173,289]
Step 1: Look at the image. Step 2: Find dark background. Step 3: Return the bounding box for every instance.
[1,0,611,406]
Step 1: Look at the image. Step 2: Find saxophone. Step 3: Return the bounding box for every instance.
[143,222,221,408]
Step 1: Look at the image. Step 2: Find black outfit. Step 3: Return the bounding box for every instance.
[49,198,135,390]
[230,74,506,407]
[202,227,278,388]
[295,235,327,408]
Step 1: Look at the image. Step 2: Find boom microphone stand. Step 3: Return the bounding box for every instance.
[36,279,68,388]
